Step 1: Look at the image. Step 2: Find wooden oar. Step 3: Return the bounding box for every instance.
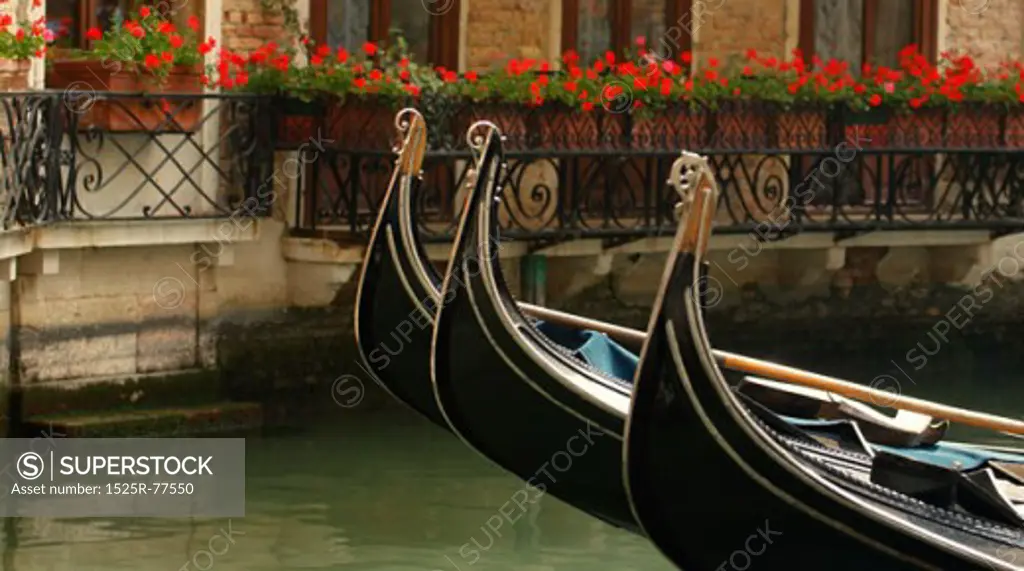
[517,301,1024,437]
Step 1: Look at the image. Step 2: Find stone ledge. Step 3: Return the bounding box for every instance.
[282,236,364,265]
[34,218,261,250]
[23,402,263,437]
[17,369,222,418]
[0,219,262,263]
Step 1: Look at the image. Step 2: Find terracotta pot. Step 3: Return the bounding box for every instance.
[46,60,203,132]
[324,98,397,150]
[630,106,709,149]
[0,60,30,91]
[276,97,325,148]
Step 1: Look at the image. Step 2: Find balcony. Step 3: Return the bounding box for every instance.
[0,90,273,230]
[0,92,1020,250]
[287,99,1024,246]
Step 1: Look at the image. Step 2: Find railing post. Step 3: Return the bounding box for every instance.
[45,93,64,223]
[521,254,547,306]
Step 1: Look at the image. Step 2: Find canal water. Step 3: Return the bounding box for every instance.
[2,365,1021,571]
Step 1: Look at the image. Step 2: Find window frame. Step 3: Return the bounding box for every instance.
[49,0,202,49]
[308,0,460,69]
[561,0,693,60]
[797,0,938,66]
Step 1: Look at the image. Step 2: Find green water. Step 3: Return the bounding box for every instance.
[1,408,670,571]
[2,373,1021,571]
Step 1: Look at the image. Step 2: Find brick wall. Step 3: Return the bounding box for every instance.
[221,0,289,53]
[945,0,1024,68]
[464,0,553,70]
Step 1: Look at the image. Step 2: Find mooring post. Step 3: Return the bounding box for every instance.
[522,255,547,306]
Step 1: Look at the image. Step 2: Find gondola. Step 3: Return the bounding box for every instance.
[354,109,637,432]
[426,120,1024,540]
[624,152,1024,569]
[354,108,451,428]
[363,112,1023,547]
[358,107,952,447]
[430,121,644,533]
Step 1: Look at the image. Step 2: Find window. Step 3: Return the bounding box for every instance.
[798,0,937,68]
[562,0,691,64]
[309,0,459,69]
[46,0,202,48]
[47,0,128,47]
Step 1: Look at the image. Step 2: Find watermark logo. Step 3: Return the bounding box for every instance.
[421,0,456,15]
[331,374,365,408]
[714,519,782,571]
[956,0,990,15]
[178,520,245,571]
[16,452,44,480]
[62,82,98,115]
[694,274,725,309]
[152,276,186,310]
[600,81,634,114]
[867,374,902,407]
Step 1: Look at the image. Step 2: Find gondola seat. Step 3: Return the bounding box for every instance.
[532,320,640,381]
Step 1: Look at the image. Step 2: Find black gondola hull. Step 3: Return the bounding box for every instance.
[626,247,1024,569]
[432,131,640,534]
[355,162,449,429]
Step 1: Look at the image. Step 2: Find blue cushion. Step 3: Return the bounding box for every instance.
[532,321,1024,467]
[532,320,639,381]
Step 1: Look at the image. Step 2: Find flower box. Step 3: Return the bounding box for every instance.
[631,107,709,150]
[276,97,326,148]
[709,101,772,149]
[536,104,627,150]
[1007,108,1024,148]
[450,101,533,149]
[774,107,828,150]
[0,60,30,91]
[46,60,203,133]
[325,97,401,150]
[844,106,1010,149]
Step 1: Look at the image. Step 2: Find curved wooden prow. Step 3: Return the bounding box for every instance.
[395,109,428,176]
[671,151,719,256]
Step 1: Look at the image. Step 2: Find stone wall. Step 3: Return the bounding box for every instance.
[464,0,555,70]
[692,0,790,64]
[945,0,1024,67]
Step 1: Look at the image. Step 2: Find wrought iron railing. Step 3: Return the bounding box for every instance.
[286,99,1024,242]
[0,91,274,230]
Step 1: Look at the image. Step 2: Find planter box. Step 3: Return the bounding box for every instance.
[1007,108,1024,148]
[536,104,627,149]
[631,107,709,149]
[276,97,326,148]
[709,101,772,149]
[846,106,1011,149]
[774,107,828,150]
[0,60,30,91]
[46,60,203,133]
[325,97,401,150]
[450,102,533,149]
